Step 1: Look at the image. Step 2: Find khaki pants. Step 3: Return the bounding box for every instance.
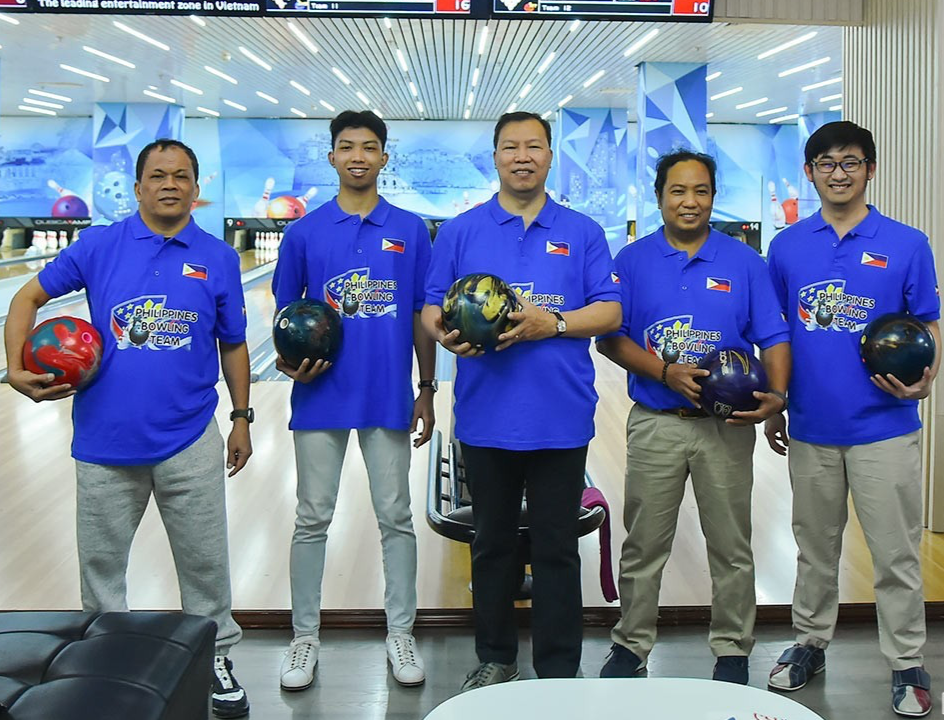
[789,431,926,670]
[611,404,757,662]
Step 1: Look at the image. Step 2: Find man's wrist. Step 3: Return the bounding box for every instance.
[768,390,788,411]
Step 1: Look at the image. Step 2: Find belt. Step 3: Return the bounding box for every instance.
[658,406,709,419]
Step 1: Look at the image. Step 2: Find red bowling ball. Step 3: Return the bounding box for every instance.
[22,316,103,389]
[267,195,306,220]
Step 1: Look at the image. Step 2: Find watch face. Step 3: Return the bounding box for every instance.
[557,319,566,333]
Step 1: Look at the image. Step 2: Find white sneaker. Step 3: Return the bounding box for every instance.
[280,636,319,691]
[386,633,425,686]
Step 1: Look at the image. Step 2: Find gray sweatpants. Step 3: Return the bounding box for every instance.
[75,418,242,654]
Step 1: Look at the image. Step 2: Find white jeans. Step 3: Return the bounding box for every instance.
[290,427,417,638]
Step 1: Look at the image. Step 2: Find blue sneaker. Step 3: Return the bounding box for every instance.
[713,655,749,684]
[600,643,645,677]
[892,666,932,717]
[768,644,825,691]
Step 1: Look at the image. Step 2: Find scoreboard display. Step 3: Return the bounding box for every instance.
[494,0,711,21]
[4,0,711,18]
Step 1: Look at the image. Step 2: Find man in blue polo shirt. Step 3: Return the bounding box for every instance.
[272,111,435,691]
[4,139,253,718]
[765,121,940,718]
[597,150,790,686]
[422,111,621,690]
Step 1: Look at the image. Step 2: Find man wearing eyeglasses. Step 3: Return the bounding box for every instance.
[765,121,941,718]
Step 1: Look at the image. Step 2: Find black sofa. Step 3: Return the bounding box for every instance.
[0,611,216,720]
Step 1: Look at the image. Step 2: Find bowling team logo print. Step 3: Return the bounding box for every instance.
[324,268,398,319]
[508,282,565,312]
[797,279,876,332]
[111,295,198,351]
[644,314,722,364]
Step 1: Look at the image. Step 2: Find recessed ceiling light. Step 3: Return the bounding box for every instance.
[769,113,800,124]
[19,105,56,116]
[569,19,580,32]
[705,112,714,118]
[356,91,370,105]
[467,91,475,106]
[256,91,279,104]
[710,86,743,101]
[239,46,273,71]
[290,107,307,118]
[558,94,573,107]
[395,49,408,73]
[190,15,206,27]
[542,110,553,119]
[205,65,237,84]
[519,84,532,99]
[802,77,842,91]
[287,22,318,55]
[779,57,830,77]
[706,71,721,82]
[290,80,311,96]
[583,70,605,88]
[372,109,383,118]
[409,81,418,97]
[83,46,135,68]
[623,28,658,58]
[332,67,351,85]
[113,21,169,51]
[735,97,768,110]
[464,109,471,119]
[506,102,517,114]
[0,15,20,25]
[383,17,392,28]
[537,52,555,74]
[477,26,489,55]
[23,98,64,109]
[144,89,176,103]
[171,79,203,95]
[319,100,336,112]
[29,89,72,102]
[197,106,220,117]
[223,99,247,111]
[60,64,110,82]
[416,101,424,113]
[756,106,789,117]
[820,93,842,102]
[757,31,817,59]
[471,68,480,87]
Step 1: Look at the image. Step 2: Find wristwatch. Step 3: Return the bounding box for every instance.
[230,408,255,423]
[418,379,438,392]
[551,310,567,337]
[769,390,789,411]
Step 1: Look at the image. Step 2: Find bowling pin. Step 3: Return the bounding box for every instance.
[58,230,68,250]
[32,230,47,252]
[782,177,799,225]
[768,180,786,230]
[295,187,317,208]
[48,179,79,197]
[253,178,275,218]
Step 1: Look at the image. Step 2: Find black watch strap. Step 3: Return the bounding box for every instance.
[769,390,788,411]
[418,379,438,392]
[230,408,254,423]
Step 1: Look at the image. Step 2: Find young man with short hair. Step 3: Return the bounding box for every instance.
[4,139,253,719]
[765,121,941,718]
[273,110,435,691]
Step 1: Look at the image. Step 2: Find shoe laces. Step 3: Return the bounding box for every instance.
[214,656,235,690]
[389,634,418,666]
[465,662,500,689]
[286,640,315,669]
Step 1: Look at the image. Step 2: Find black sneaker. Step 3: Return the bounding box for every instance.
[213,655,250,718]
[600,643,646,677]
[713,655,749,685]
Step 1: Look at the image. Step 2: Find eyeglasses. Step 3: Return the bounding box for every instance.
[809,157,870,174]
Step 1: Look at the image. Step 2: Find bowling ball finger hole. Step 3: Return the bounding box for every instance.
[81,332,93,343]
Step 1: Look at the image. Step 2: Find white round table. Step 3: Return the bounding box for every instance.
[424,677,826,720]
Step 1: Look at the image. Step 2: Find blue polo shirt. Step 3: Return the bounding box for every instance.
[425,194,619,450]
[768,206,940,445]
[610,228,789,411]
[37,213,247,465]
[272,196,431,431]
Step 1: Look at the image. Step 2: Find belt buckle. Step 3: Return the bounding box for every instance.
[675,407,706,419]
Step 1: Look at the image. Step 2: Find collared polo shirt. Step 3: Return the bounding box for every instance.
[768,206,940,445]
[38,212,247,465]
[610,227,789,410]
[425,194,619,450]
[273,195,431,431]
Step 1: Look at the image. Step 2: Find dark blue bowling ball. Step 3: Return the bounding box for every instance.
[442,273,520,350]
[696,348,769,419]
[273,299,343,370]
[860,313,935,386]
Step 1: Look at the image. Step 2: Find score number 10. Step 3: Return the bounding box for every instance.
[672,0,711,15]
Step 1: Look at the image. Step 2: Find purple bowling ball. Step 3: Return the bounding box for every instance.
[52,195,90,219]
[696,347,768,419]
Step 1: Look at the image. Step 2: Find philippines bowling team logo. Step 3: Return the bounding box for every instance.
[797,279,875,332]
[110,295,197,351]
[509,281,566,312]
[324,267,398,319]
[644,314,721,364]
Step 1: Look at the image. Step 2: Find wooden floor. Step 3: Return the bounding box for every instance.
[3,263,944,612]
